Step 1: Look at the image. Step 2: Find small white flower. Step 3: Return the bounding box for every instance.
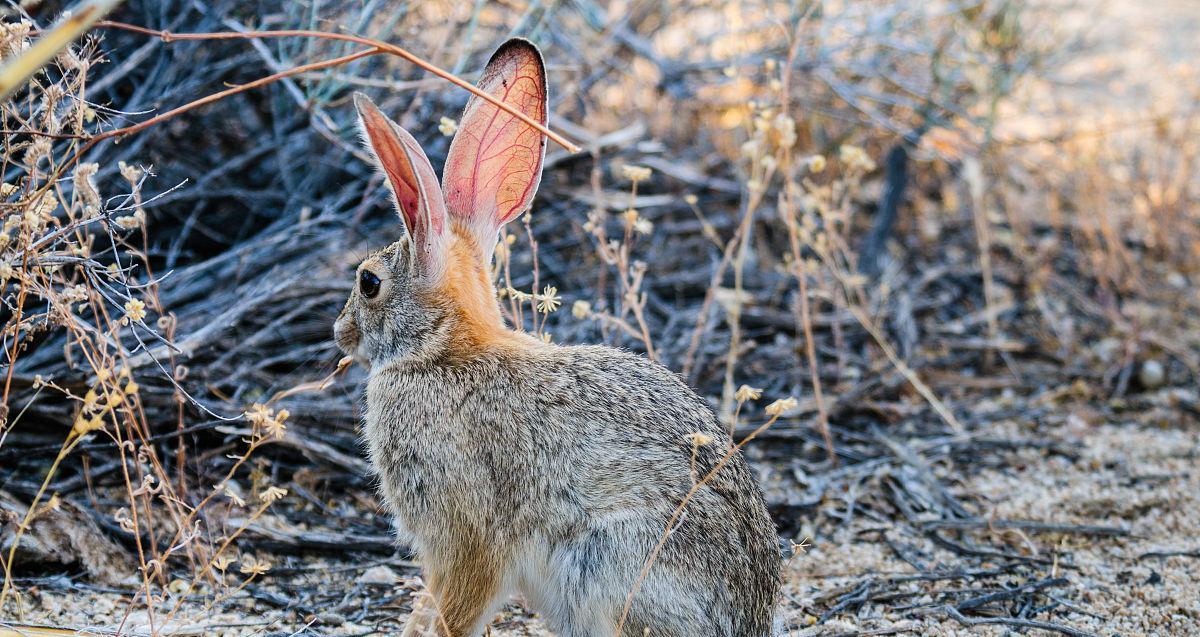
[537,286,561,314]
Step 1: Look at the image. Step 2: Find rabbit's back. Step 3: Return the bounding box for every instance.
[365,341,780,635]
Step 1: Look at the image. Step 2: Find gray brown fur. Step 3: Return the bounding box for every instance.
[336,239,780,636]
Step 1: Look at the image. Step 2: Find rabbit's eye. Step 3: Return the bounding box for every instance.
[359,270,381,299]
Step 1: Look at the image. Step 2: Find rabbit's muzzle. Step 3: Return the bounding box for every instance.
[333,307,360,360]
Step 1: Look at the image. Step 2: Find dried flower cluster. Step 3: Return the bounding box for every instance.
[0,23,299,624]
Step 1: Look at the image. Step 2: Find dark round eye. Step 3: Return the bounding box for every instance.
[359,269,381,299]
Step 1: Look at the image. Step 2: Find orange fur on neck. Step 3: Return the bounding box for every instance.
[430,223,525,354]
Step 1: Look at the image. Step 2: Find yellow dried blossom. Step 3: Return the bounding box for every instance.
[259,485,288,504]
[211,555,235,572]
[29,192,58,222]
[620,164,652,182]
[735,385,763,402]
[114,212,144,230]
[239,556,271,576]
[60,284,89,303]
[572,300,592,319]
[438,117,458,136]
[765,396,799,417]
[73,163,100,211]
[685,432,715,447]
[71,413,105,436]
[118,161,144,185]
[772,113,796,147]
[221,484,246,507]
[839,145,876,172]
[123,298,146,324]
[245,403,288,440]
[24,138,51,166]
[740,138,762,159]
[267,409,290,439]
[81,388,100,412]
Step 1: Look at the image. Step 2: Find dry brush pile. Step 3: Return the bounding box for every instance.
[0,0,1197,635]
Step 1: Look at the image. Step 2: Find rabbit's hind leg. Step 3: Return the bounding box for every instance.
[535,530,713,637]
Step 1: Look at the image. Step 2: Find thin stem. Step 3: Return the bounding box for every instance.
[94,21,579,153]
[614,415,781,636]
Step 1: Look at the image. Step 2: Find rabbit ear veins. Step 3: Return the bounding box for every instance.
[355,93,448,279]
[442,38,548,261]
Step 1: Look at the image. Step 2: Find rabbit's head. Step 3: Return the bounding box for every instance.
[335,39,548,368]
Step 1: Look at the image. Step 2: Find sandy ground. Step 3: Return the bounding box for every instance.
[779,416,1200,637]
[7,409,1196,636]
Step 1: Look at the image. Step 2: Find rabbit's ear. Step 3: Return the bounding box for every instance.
[442,38,548,261]
[355,93,448,279]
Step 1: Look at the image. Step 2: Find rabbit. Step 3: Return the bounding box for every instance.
[334,38,781,637]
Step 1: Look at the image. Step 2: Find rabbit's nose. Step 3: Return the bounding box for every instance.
[333,317,359,354]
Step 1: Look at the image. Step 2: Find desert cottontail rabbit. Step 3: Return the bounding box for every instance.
[334,38,781,637]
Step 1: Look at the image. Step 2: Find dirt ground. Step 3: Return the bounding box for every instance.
[9,412,1197,636]
[4,0,1199,635]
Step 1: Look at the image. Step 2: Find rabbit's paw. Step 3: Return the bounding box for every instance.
[400,588,442,637]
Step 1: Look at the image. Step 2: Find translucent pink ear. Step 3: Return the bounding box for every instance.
[442,39,548,261]
[354,93,448,279]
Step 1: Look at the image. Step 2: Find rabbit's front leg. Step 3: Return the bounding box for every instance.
[421,542,507,637]
[399,590,439,637]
